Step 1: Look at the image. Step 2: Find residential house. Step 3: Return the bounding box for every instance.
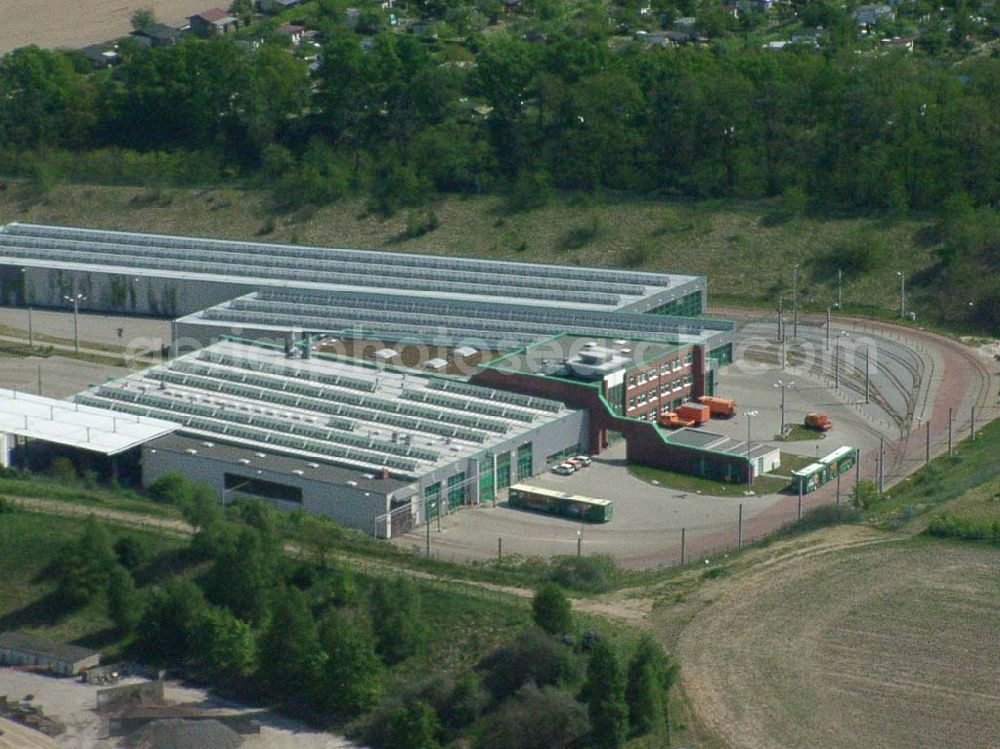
[879,35,915,50]
[189,7,240,36]
[77,44,118,69]
[278,23,304,44]
[344,7,362,29]
[131,23,182,48]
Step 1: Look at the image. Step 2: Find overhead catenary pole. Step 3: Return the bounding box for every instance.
[680,528,686,566]
[27,306,33,348]
[777,298,783,342]
[948,407,953,455]
[834,342,840,390]
[837,268,843,310]
[865,345,871,404]
[971,406,976,441]
[738,503,743,549]
[879,436,885,496]
[836,467,841,506]
[826,307,831,351]
[926,421,930,463]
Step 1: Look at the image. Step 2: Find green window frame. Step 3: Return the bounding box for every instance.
[478,455,495,502]
[424,482,441,519]
[516,443,533,480]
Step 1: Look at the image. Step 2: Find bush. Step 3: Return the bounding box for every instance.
[48,456,78,484]
[559,212,604,251]
[477,628,582,701]
[548,554,618,593]
[147,471,191,505]
[926,513,1000,544]
[507,171,553,213]
[812,230,891,280]
[532,582,573,636]
[477,684,588,749]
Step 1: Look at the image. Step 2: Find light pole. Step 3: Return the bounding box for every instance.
[896,271,905,319]
[63,293,86,354]
[774,380,795,437]
[826,306,832,351]
[837,268,842,310]
[745,410,758,495]
[792,264,799,339]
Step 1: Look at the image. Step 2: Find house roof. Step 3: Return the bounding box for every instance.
[193,7,229,22]
[0,632,100,665]
[134,23,181,40]
[278,23,305,33]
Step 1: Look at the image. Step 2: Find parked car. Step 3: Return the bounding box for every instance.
[565,457,584,470]
[552,462,576,475]
[574,455,592,467]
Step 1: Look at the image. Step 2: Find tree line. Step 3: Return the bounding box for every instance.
[1,24,1000,215]
[48,472,677,748]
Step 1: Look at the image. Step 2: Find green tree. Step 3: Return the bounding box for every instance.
[52,514,118,606]
[478,683,589,749]
[532,582,573,636]
[582,638,628,749]
[369,576,422,665]
[114,536,145,570]
[194,605,257,679]
[130,8,157,30]
[317,611,384,717]
[385,701,441,749]
[478,628,582,701]
[625,635,676,738]
[136,580,208,663]
[204,526,277,625]
[106,564,142,634]
[258,586,324,703]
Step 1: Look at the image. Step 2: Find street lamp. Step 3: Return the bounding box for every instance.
[63,293,86,354]
[745,410,758,495]
[896,271,905,319]
[774,380,795,436]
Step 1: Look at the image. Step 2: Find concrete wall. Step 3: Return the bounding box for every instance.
[1,265,257,317]
[141,443,396,535]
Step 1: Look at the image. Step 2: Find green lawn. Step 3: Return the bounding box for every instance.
[774,425,825,442]
[628,465,790,497]
[0,475,183,519]
[776,453,817,473]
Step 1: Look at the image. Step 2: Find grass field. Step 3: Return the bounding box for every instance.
[628,464,790,496]
[0,181,933,316]
[662,527,1000,749]
[0,510,182,652]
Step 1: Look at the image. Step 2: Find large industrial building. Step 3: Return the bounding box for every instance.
[0,221,767,535]
[74,339,587,537]
[0,222,706,315]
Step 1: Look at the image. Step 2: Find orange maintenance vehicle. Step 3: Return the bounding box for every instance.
[804,413,833,431]
[697,396,737,418]
[658,411,695,429]
[675,402,711,425]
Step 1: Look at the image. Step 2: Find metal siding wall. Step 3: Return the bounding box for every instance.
[141,445,390,533]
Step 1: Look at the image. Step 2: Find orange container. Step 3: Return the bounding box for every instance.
[675,403,710,424]
[697,396,736,418]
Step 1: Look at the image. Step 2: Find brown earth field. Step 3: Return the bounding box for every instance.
[660,526,1000,749]
[0,0,211,55]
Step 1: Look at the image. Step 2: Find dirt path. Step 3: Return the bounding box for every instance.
[666,527,1000,749]
[7,496,651,623]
